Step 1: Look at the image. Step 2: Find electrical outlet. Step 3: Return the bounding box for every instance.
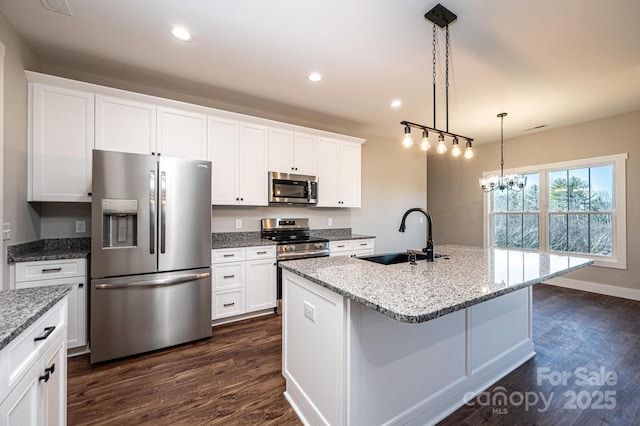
[75,220,86,233]
[303,301,316,322]
[328,218,333,227]
[235,219,242,229]
[2,223,10,241]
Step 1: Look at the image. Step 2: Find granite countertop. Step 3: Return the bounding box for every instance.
[310,228,375,241]
[279,244,593,324]
[0,285,71,351]
[8,238,91,263]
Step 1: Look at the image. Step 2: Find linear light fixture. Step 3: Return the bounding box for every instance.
[400,3,473,159]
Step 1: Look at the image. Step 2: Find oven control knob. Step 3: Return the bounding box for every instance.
[284,245,292,252]
[315,243,324,249]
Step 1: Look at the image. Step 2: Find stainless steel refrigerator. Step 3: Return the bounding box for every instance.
[90,150,212,363]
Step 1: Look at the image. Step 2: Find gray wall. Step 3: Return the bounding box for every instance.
[1,13,41,288]
[428,110,640,291]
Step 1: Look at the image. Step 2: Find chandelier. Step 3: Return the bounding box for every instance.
[401,3,473,160]
[479,113,527,192]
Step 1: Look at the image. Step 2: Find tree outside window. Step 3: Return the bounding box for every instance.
[492,173,540,250]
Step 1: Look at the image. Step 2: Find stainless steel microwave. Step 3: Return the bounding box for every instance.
[269,172,318,204]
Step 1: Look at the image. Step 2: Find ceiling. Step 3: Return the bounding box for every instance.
[1,0,640,145]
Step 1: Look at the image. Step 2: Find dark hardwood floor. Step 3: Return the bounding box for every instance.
[68,284,640,425]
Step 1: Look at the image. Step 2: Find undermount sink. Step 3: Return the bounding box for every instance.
[357,252,449,265]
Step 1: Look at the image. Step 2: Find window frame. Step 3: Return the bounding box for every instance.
[482,153,627,269]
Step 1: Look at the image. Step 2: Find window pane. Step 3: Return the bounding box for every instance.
[549,214,568,251]
[523,214,539,249]
[493,190,507,212]
[507,189,523,211]
[493,214,506,247]
[568,214,589,254]
[549,170,568,211]
[507,214,523,248]
[568,168,590,211]
[524,174,539,211]
[590,214,612,255]
[590,165,613,211]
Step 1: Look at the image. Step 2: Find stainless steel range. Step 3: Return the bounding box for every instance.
[261,218,329,314]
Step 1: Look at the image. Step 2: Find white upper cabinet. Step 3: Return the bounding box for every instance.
[157,106,207,160]
[268,128,317,175]
[95,95,156,155]
[29,83,94,202]
[316,138,361,207]
[209,117,268,206]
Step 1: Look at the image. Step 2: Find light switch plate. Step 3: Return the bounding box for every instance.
[235,219,242,229]
[2,223,10,241]
[328,218,333,227]
[75,220,86,233]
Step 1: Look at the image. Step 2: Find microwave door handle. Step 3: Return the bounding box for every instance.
[160,171,167,254]
[307,180,311,201]
[149,170,156,255]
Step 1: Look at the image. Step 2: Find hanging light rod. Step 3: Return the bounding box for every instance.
[400,3,473,159]
[400,121,473,143]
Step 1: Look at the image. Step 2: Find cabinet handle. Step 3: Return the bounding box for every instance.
[87,192,92,196]
[223,274,235,279]
[257,251,267,255]
[41,267,62,273]
[45,363,55,375]
[360,243,368,246]
[223,254,235,258]
[39,372,50,383]
[34,326,55,342]
[78,283,84,288]
[223,302,235,307]
[337,245,345,248]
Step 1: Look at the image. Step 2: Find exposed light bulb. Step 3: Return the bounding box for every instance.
[464,146,474,159]
[436,140,447,154]
[170,26,194,42]
[420,130,430,151]
[451,138,461,157]
[464,140,474,159]
[403,134,414,148]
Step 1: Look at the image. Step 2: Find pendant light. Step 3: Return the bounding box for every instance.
[479,113,526,192]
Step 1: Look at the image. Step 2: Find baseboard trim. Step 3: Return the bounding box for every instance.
[544,277,640,301]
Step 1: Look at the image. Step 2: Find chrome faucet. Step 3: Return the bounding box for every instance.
[398,208,434,261]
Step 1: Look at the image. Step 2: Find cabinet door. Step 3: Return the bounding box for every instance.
[95,95,156,155]
[208,116,240,204]
[339,142,361,207]
[157,106,207,160]
[30,83,94,202]
[246,258,276,312]
[316,138,341,207]
[268,128,294,173]
[239,123,268,206]
[293,133,317,175]
[42,338,66,426]
[0,360,41,425]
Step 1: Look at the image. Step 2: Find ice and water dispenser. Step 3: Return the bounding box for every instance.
[101,199,138,248]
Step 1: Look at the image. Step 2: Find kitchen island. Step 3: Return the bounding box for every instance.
[279,245,592,425]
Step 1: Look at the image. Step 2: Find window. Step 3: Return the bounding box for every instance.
[484,154,627,269]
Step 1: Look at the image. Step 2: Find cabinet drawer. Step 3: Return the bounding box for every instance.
[213,263,245,290]
[213,289,245,319]
[330,240,352,253]
[246,246,276,260]
[212,248,245,264]
[352,239,374,250]
[15,259,85,283]
[0,298,67,403]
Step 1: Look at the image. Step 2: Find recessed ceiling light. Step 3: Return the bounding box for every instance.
[307,72,322,82]
[390,100,402,108]
[170,26,194,42]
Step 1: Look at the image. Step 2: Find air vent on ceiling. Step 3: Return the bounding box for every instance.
[40,0,73,16]
[522,124,549,132]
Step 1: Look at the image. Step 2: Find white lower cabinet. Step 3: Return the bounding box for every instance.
[12,259,87,352]
[329,239,375,257]
[212,246,276,322]
[0,298,68,426]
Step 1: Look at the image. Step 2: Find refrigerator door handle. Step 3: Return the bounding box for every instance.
[149,170,156,254]
[94,271,210,290]
[160,171,167,254]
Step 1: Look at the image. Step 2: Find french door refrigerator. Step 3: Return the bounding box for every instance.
[90,150,212,363]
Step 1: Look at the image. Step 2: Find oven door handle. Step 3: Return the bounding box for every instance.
[277,250,329,261]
